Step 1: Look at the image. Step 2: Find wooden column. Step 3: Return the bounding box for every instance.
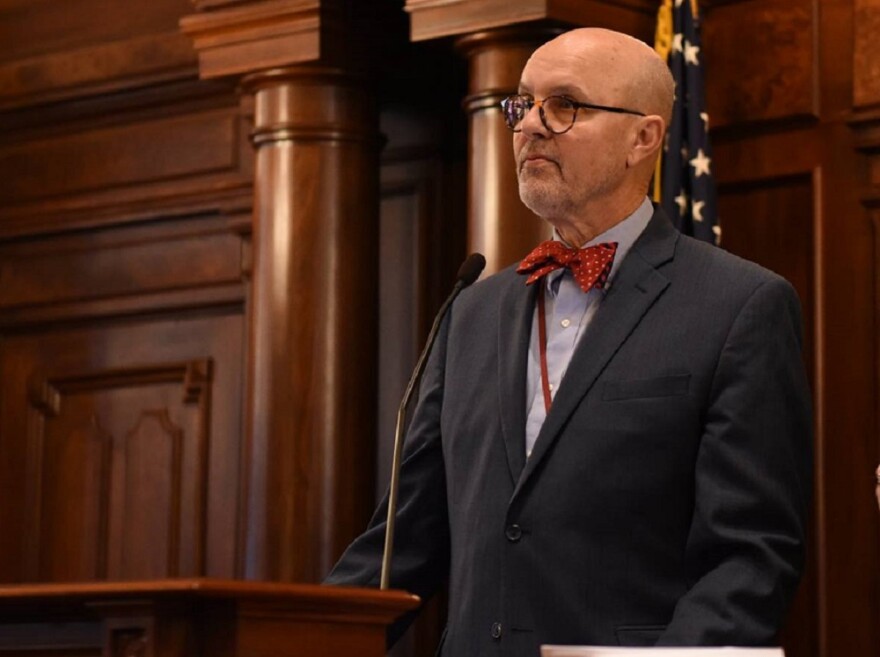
[456,29,556,274]
[405,1,655,274]
[181,4,379,582]
[242,68,378,582]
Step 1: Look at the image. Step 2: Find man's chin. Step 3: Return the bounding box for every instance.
[519,188,564,218]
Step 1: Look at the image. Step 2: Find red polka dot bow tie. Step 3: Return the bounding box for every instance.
[516,240,619,292]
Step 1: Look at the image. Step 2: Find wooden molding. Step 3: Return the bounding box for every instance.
[0,31,197,112]
[180,0,322,79]
[849,109,880,197]
[405,0,656,42]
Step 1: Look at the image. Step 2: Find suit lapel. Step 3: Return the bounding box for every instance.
[497,270,537,485]
[511,211,679,500]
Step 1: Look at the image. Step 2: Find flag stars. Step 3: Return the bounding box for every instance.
[692,200,706,222]
[689,148,712,177]
[675,192,688,216]
[700,112,710,130]
[683,40,700,65]
[671,33,683,54]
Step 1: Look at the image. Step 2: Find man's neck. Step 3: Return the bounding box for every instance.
[552,196,647,247]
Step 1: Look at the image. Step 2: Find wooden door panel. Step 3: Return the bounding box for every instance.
[0,316,241,583]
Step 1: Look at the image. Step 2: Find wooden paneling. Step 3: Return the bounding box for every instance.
[0,95,252,239]
[703,0,817,127]
[0,315,243,583]
[0,0,191,61]
[0,0,196,109]
[0,33,197,110]
[0,111,238,203]
[405,0,656,42]
[377,109,466,503]
[179,0,321,79]
[23,361,209,581]
[0,228,242,310]
[854,0,880,107]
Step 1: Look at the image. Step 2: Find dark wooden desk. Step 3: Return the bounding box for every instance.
[0,579,419,657]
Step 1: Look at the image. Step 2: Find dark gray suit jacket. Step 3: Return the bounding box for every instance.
[327,208,812,657]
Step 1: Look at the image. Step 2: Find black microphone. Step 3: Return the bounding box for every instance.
[380,253,486,589]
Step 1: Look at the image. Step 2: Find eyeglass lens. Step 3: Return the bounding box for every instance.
[503,96,577,133]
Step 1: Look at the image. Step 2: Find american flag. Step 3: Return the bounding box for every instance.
[654,0,720,245]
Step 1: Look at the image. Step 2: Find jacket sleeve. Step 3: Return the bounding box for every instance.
[324,311,452,646]
[658,276,813,645]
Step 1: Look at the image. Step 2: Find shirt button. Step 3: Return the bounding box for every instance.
[561,318,571,328]
[548,383,554,391]
[505,524,522,542]
[491,622,502,639]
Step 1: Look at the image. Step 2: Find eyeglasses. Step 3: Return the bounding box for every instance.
[500,94,646,134]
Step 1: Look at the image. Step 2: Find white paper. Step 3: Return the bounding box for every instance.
[541,647,784,657]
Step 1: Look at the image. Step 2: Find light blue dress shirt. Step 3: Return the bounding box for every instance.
[524,197,655,457]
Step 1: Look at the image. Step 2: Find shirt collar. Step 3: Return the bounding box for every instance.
[544,196,654,294]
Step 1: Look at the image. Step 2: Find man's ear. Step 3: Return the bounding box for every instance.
[627,115,666,167]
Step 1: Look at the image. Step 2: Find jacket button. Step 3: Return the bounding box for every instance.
[505,524,522,542]
[491,622,502,639]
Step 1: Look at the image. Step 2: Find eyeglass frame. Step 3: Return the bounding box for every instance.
[500,94,647,134]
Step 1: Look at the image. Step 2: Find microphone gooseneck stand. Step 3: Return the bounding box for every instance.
[379,253,486,590]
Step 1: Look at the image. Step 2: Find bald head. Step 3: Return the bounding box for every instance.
[527,28,674,125]
[514,28,674,240]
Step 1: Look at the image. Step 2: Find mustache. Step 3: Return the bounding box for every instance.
[518,148,560,172]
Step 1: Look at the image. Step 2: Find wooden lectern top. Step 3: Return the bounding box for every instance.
[0,579,420,657]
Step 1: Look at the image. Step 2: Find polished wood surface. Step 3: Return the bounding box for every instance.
[405,0,656,42]
[0,1,878,656]
[0,579,419,657]
[239,66,379,582]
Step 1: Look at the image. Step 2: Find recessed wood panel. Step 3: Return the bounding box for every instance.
[0,32,197,109]
[0,110,239,203]
[704,0,817,127]
[0,0,191,62]
[854,0,880,107]
[117,410,184,579]
[0,316,242,584]
[30,415,112,582]
[24,361,211,583]
[0,229,243,309]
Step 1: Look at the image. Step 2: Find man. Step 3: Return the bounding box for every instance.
[327,28,812,656]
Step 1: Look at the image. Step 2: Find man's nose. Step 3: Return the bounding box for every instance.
[519,103,549,137]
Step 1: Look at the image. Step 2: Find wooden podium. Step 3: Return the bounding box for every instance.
[0,579,419,657]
